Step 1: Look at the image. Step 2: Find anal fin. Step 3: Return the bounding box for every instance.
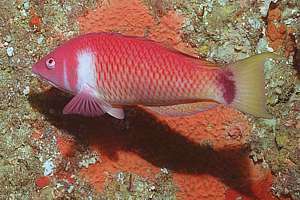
[142,102,219,117]
[106,107,125,119]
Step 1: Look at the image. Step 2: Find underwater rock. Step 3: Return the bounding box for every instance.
[3,35,12,43]
[56,135,77,158]
[6,47,14,57]
[275,132,289,149]
[35,176,51,189]
[78,0,195,55]
[23,1,30,11]
[78,154,99,169]
[259,0,278,17]
[294,45,300,73]
[102,171,176,200]
[266,6,297,57]
[1,0,299,199]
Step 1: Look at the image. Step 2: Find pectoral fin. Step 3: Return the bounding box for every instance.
[142,102,219,117]
[63,84,124,119]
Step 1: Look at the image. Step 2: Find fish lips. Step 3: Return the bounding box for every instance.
[32,66,59,88]
[32,66,73,95]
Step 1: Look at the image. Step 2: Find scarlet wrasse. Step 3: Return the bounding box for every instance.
[32,32,277,119]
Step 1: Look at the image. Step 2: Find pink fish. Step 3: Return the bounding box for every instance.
[32,32,276,119]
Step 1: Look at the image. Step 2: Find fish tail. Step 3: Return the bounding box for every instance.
[225,52,279,118]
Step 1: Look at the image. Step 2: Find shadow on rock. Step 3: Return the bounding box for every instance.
[29,87,260,199]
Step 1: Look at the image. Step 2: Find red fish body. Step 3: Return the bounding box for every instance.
[32,32,275,119]
[91,34,228,105]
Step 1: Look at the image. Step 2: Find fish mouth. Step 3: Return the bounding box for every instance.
[31,66,39,76]
[32,68,72,94]
[32,68,59,89]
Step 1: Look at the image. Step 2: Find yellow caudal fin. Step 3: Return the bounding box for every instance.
[227,52,279,118]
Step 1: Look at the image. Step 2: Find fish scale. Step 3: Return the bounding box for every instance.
[92,34,219,105]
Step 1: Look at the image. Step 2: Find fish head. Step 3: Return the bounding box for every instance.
[32,43,78,94]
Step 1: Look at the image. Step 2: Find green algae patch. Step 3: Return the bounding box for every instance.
[205,4,238,30]
[275,132,289,149]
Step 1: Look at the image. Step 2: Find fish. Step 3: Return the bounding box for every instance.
[32,32,277,119]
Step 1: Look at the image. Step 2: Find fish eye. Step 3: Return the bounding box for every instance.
[46,58,55,69]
